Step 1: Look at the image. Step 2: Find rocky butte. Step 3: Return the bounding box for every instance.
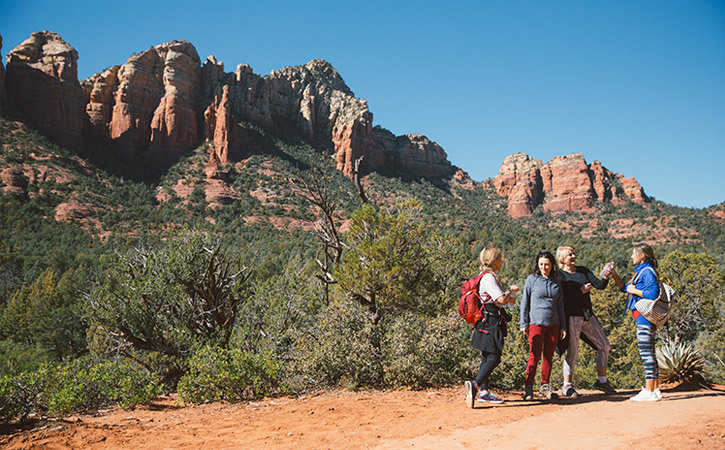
[3,31,455,181]
[492,152,649,218]
[1,31,651,218]
[4,31,86,151]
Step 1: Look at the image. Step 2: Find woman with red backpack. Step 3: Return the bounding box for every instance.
[464,247,518,407]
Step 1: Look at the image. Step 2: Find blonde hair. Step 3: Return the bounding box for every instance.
[479,247,501,272]
[633,243,658,269]
[479,248,504,289]
[556,246,574,267]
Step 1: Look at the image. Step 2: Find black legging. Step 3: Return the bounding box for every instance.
[475,351,501,390]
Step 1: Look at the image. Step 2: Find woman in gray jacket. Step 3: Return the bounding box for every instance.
[520,251,566,400]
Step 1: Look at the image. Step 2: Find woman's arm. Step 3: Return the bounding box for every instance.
[481,273,507,305]
[609,268,625,290]
[556,287,566,333]
[635,268,659,300]
[520,278,532,332]
[586,267,609,290]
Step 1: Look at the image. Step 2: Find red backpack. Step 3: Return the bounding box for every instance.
[458,272,488,324]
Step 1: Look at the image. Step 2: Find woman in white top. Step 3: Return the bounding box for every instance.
[464,247,518,407]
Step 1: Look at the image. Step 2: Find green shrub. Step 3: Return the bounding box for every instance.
[85,230,252,385]
[0,359,160,421]
[696,329,725,384]
[487,313,529,390]
[177,345,280,404]
[291,298,383,389]
[0,371,41,421]
[382,311,471,388]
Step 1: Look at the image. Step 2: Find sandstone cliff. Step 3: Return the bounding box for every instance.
[198,57,453,178]
[5,31,86,151]
[81,40,201,164]
[493,153,648,218]
[3,32,654,219]
[4,32,452,179]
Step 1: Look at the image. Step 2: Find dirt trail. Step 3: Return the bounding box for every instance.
[2,385,724,449]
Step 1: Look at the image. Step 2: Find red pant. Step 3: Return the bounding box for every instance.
[525,324,560,385]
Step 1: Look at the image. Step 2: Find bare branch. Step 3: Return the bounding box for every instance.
[352,156,370,205]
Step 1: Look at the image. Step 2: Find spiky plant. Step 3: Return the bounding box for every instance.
[656,340,705,384]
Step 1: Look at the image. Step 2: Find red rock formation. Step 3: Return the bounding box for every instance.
[333,116,376,177]
[0,167,28,197]
[451,168,476,190]
[619,176,648,205]
[540,154,596,213]
[493,153,544,218]
[493,152,649,218]
[5,31,86,151]
[81,66,119,139]
[106,40,201,162]
[55,200,95,222]
[711,209,725,221]
[198,57,450,178]
[204,85,241,170]
[7,32,454,182]
[390,134,452,178]
[589,160,615,204]
[205,179,241,207]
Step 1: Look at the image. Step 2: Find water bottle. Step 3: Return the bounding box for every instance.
[600,262,614,279]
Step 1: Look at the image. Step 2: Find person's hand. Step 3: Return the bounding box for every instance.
[521,327,528,334]
[580,283,592,294]
[510,285,520,292]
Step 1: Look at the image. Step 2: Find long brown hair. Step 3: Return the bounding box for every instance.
[633,243,658,269]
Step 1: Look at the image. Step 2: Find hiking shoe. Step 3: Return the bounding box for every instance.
[538,383,553,400]
[630,388,660,402]
[523,385,534,401]
[561,386,580,398]
[477,391,504,404]
[465,381,478,408]
[593,380,617,395]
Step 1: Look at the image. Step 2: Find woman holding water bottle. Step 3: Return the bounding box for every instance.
[555,246,616,397]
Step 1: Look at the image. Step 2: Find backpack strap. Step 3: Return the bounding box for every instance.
[633,265,658,285]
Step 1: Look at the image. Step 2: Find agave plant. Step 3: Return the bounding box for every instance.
[656,340,705,384]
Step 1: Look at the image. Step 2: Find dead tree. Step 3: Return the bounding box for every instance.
[291,156,374,303]
[352,156,370,205]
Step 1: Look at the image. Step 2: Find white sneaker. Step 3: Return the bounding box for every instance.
[654,388,663,400]
[630,388,660,402]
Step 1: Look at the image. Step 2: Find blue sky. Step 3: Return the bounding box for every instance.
[2,0,724,208]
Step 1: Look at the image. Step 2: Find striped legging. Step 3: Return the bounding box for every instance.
[636,324,658,380]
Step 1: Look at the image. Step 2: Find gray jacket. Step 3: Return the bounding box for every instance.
[520,274,565,329]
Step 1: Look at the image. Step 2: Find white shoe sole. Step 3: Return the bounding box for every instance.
[465,381,475,408]
[630,392,660,402]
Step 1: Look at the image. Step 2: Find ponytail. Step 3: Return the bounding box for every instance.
[633,243,658,269]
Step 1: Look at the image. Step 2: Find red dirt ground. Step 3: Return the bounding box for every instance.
[2,384,724,449]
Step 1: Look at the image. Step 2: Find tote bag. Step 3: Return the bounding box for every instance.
[633,267,676,327]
